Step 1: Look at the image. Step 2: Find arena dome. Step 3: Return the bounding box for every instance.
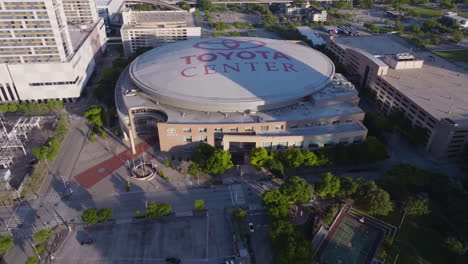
[129,37,335,112]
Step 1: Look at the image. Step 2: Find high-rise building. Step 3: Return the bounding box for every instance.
[62,0,98,23]
[0,0,107,103]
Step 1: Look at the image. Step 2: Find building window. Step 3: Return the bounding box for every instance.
[199,136,207,142]
[214,128,223,132]
[183,128,191,132]
[275,125,284,130]
[293,141,304,148]
[289,124,298,129]
[332,120,340,125]
[260,126,269,131]
[277,142,288,149]
[305,122,312,127]
[318,121,327,126]
[183,146,193,152]
[245,126,253,132]
[262,142,272,149]
[339,137,349,144]
[346,118,353,123]
[308,142,319,148]
[184,136,192,143]
[199,128,207,132]
[230,127,238,132]
[353,136,363,143]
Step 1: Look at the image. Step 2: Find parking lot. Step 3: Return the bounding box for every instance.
[55,214,234,264]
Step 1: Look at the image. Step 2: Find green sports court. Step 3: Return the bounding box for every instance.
[318,214,383,264]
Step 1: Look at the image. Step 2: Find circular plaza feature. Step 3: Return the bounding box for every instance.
[129,37,335,112]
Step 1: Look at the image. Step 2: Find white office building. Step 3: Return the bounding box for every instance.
[0,0,107,103]
[121,8,201,56]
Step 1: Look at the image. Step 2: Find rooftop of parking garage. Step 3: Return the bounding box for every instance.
[123,8,196,27]
[334,35,468,127]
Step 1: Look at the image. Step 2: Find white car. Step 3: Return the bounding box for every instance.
[249,223,254,233]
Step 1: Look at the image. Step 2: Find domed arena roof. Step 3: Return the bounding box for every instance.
[129,37,335,112]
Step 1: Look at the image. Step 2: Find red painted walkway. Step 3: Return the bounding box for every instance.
[73,139,155,188]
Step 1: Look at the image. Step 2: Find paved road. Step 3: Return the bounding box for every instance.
[1,185,244,264]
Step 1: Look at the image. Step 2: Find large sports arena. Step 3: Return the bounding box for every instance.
[115,38,368,155]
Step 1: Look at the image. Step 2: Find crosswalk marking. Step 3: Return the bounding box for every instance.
[229,184,245,206]
[248,203,265,211]
[32,193,61,207]
[13,227,34,239]
[7,206,32,228]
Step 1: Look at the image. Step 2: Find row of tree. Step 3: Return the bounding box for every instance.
[262,177,315,264]
[249,136,388,176]
[32,116,69,161]
[0,99,63,115]
[81,208,114,224]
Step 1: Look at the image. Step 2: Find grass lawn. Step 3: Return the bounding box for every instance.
[381,210,468,264]
[434,50,468,62]
[409,7,442,17]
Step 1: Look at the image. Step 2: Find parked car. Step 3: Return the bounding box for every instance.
[166,257,181,264]
[249,223,255,233]
[80,239,93,245]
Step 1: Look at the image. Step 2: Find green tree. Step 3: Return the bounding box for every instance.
[316,172,341,197]
[354,180,393,216]
[0,235,13,254]
[394,20,403,31]
[34,244,45,254]
[269,220,295,240]
[362,137,388,162]
[25,256,39,264]
[410,25,421,33]
[97,208,113,222]
[265,158,285,178]
[84,106,104,127]
[443,236,466,256]
[81,208,99,224]
[233,208,247,221]
[178,1,190,10]
[275,234,314,264]
[249,147,270,169]
[146,202,172,218]
[194,199,205,211]
[33,229,52,243]
[194,143,233,174]
[301,150,317,166]
[336,176,358,198]
[32,139,61,160]
[262,189,291,219]
[188,163,200,176]
[280,176,312,203]
[280,148,304,168]
[403,197,429,216]
[452,30,463,43]
[197,0,212,10]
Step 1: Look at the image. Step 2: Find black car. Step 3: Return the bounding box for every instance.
[80,239,93,245]
[165,257,181,264]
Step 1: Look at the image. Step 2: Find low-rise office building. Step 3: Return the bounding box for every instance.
[121,8,201,56]
[327,35,468,160]
[115,38,368,155]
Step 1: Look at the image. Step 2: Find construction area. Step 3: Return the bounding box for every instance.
[0,115,58,200]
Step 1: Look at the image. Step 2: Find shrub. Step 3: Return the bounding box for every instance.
[135,210,143,217]
[33,229,52,243]
[97,208,113,222]
[34,244,45,254]
[81,208,99,224]
[0,235,13,254]
[233,208,247,221]
[146,202,172,218]
[164,160,170,167]
[89,132,96,142]
[159,170,165,177]
[444,236,466,255]
[188,163,200,176]
[194,200,205,211]
[25,256,39,264]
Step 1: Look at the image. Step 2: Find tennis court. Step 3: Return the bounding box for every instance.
[318,214,383,264]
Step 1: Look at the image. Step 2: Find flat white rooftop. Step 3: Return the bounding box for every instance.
[129,37,335,112]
